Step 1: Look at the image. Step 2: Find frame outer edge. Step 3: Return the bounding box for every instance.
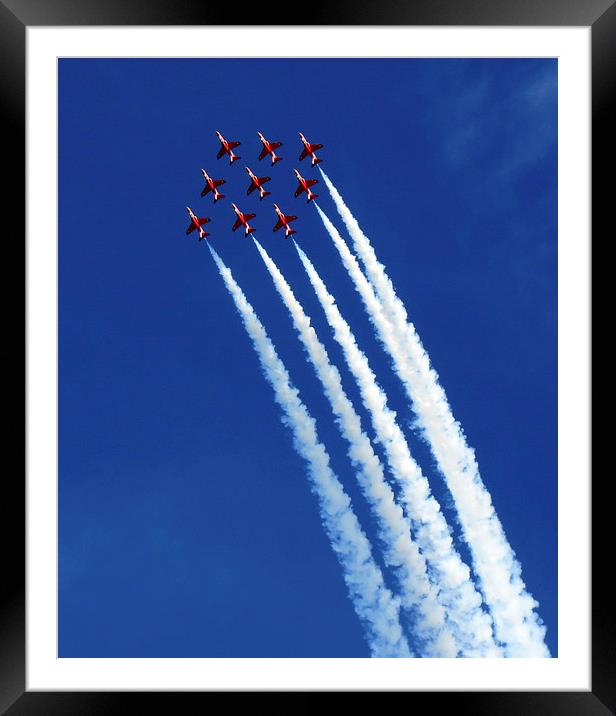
[5,0,609,709]
[0,1,26,714]
[1,0,616,26]
[591,2,614,714]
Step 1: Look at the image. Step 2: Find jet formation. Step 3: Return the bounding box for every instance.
[294,169,318,203]
[231,203,257,237]
[298,133,323,166]
[216,131,241,164]
[200,169,226,203]
[257,132,283,166]
[183,132,324,242]
[245,167,271,200]
[273,204,298,238]
[185,207,211,241]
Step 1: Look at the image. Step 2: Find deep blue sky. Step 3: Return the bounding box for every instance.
[58,58,557,658]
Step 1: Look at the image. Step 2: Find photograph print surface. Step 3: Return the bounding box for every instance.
[58,57,557,658]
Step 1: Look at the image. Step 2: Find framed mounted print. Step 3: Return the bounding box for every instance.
[2,0,606,710]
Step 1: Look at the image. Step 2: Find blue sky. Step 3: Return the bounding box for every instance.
[58,58,557,657]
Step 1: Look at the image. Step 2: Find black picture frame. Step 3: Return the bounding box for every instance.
[2,0,604,711]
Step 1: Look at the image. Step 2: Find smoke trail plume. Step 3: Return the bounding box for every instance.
[294,241,501,657]
[253,239,458,657]
[318,172,549,657]
[208,245,410,658]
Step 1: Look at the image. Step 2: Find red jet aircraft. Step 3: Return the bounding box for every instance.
[200,169,226,203]
[257,131,283,165]
[273,204,298,238]
[216,131,241,164]
[298,132,323,166]
[293,169,319,202]
[185,207,211,241]
[231,203,256,236]
[245,167,272,200]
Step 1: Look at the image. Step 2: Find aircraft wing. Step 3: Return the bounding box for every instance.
[186,223,196,234]
[228,141,241,149]
[259,146,269,160]
[286,215,298,223]
[213,179,225,187]
[306,179,318,187]
[247,182,257,195]
[217,146,226,159]
[232,218,242,231]
[270,141,282,150]
[245,213,256,221]
[273,218,284,232]
[299,147,309,161]
[295,184,304,197]
[309,143,323,151]
[201,185,211,197]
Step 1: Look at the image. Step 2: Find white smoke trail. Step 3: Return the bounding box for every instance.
[318,172,549,657]
[294,242,501,657]
[208,245,410,658]
[253,239,458,658]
